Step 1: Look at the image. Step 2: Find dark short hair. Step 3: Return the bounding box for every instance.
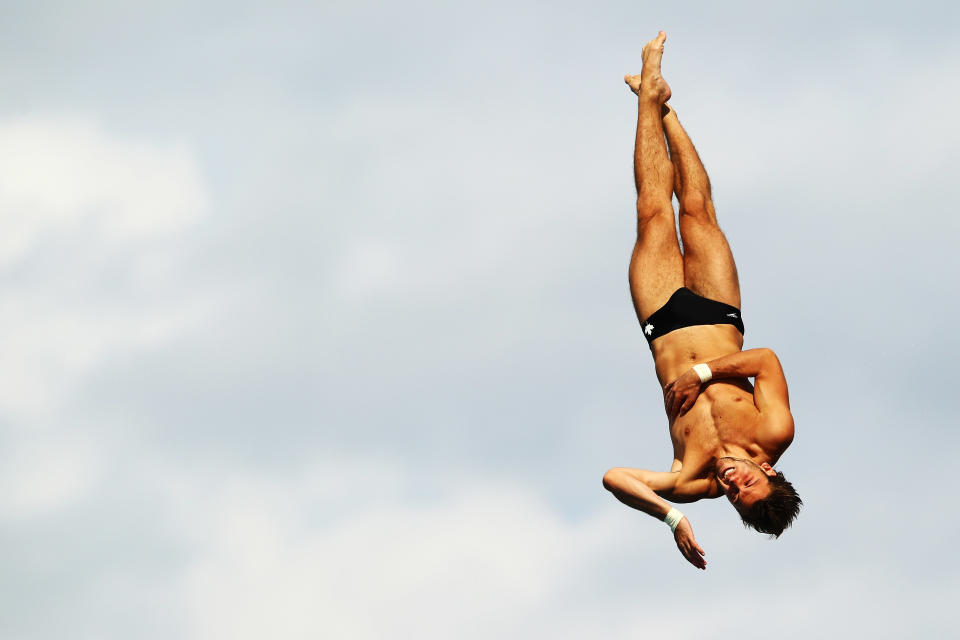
[738,471,802,537]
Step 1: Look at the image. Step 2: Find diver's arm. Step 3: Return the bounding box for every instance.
[664,348,791,419]
[705,348,790,412]
[700,348,794,444]
[602,468,681,516]
[602,468,707,569]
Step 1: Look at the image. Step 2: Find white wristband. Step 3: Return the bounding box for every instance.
[664,507,684,532]
[692,363,712,384]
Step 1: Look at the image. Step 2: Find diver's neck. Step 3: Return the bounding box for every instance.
[718,445,767,465]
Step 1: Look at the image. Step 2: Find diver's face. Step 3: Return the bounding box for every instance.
[715,457,777,509]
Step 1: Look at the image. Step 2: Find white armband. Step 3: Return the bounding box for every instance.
[664,507,684,532]
[692,363,712,384]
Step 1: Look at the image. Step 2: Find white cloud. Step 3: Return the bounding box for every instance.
[0,433,102,520]
[0,116,215,419]
[0,116,208,264]
[163,462,626,639]
[137,453,627,638]
[126,453,959,640]
[333,238,404,300]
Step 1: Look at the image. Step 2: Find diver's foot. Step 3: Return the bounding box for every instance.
[623,72,672,107]
[638,30,671,104]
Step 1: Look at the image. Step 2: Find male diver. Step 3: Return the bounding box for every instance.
[602,31,801,570]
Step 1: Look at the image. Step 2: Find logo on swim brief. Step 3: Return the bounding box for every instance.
[644,323,654,335]
[726,313,738,318]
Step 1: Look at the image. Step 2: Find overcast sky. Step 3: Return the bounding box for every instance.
[1,1,958,638]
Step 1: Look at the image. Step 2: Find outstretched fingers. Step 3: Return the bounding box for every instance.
[681,540,706,570]
[678,542,706,570]
[673,517,707,570]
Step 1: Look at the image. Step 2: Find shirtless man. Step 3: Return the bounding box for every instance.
[602,31,801,570]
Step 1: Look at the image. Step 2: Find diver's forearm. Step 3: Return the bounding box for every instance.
[704,348,777,380]
[603,469,674,521]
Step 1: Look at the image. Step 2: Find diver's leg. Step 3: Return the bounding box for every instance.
[663,105,741,308]
[624,31,682,322]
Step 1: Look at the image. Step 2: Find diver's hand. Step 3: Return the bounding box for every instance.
[664,369,704,419]
[673,517,706,570]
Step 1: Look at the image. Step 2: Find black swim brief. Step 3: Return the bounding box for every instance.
[641,287,744,346]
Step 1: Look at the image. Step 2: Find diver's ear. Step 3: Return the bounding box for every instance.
[760,462,777,477]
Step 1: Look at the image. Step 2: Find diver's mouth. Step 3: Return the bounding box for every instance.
[719,466,735,482]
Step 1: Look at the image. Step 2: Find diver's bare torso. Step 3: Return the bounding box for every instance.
[653,325,788,500]
[646,326,765,500]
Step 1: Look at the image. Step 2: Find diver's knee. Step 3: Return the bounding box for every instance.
[602,468,624,491]
[678,193,714,224]
[636,196,673,225]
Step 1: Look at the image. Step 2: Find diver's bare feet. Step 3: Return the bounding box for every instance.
[623,74,672,117]
[624,30,671,103]
[623,73,672,104]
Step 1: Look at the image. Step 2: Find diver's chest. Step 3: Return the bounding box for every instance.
[672,392,757,446]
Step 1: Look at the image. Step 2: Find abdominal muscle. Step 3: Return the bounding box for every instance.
[651,324,761,466]
[669,381,759,463]
[650,323,745,385]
